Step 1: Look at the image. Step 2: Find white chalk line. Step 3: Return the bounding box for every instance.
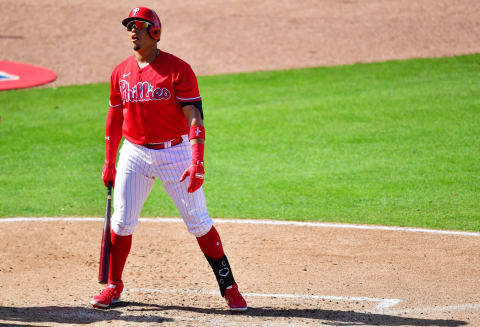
[1,217,479,237]
[127,287,401,311]
[382,302,480,315]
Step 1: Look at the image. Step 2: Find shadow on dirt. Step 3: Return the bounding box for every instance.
[0,302,467,326]
[119,301,468,326]
[0,305,173,325]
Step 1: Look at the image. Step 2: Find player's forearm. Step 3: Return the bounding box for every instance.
[182,104,205,144]
[105,108,124,165]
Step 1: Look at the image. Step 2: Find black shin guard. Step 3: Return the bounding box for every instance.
[204,254,235,297]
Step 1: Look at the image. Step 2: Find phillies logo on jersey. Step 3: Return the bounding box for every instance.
[119,80,171,103]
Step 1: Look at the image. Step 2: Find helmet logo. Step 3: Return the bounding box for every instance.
[132,8,140,16]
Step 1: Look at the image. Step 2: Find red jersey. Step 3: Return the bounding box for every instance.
[109,50,201,144]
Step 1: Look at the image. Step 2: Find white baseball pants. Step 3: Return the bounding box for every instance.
[111,136,213,237]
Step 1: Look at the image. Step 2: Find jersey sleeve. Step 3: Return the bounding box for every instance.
[174,63,202,102]
[109,70,124,109]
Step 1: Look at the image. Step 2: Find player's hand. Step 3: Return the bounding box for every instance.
[179,161,204,193]
[102,162,116,188]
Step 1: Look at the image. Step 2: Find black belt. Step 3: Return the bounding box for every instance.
[142,137,183,150]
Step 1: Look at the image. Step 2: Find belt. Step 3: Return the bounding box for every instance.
[142,137,184,150]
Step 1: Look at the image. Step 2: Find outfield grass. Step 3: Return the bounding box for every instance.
[0,55,479,231]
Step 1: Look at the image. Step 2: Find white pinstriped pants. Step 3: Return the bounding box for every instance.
[111,136,213,237]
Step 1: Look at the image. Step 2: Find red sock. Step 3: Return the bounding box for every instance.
[196,226,224,259]
[108,230,132,284]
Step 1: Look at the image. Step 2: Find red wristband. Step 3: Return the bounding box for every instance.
[189,125,205,141]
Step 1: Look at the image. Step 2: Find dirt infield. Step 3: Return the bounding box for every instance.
[1,0,480,326]
[1,218,480,326]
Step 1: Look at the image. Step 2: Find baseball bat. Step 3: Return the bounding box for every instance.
[98,182,113,284]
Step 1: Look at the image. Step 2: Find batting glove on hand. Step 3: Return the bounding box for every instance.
[102,162,116,188]
[179,161,204,193]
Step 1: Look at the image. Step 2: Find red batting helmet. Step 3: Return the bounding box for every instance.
[122,7,161,41]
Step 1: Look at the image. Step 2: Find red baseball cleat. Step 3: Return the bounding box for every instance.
[224,282,247,312]
[90,282,124,309]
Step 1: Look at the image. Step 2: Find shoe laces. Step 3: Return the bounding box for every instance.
[99,285,117,297]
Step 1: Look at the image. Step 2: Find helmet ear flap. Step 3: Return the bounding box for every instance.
[148,26,161,41]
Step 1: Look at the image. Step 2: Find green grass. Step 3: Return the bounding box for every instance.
[1,55,479,231]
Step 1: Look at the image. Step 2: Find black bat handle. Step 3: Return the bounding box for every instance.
[105,183,112,228]
[107,181,113,196]
[98,182,113,283]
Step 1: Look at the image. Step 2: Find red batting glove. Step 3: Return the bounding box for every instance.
[102,162,116,188]
[178,143,205,193]
[179,161,205,193]
[180,142,205,193]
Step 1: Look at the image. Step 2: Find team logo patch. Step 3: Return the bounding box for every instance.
[132,8,140,16]
[0,71,20,82]
[119,80,171,103]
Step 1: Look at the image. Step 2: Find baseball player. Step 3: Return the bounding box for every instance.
[90,7,247,312]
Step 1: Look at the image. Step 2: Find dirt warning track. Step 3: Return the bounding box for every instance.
[2,0,479,87]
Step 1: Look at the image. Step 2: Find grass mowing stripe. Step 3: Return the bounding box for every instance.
[0,55,479,231]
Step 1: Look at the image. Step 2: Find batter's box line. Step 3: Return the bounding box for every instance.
[382,302,480,315]
[5,217,480,238]
[127,287,402,311]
